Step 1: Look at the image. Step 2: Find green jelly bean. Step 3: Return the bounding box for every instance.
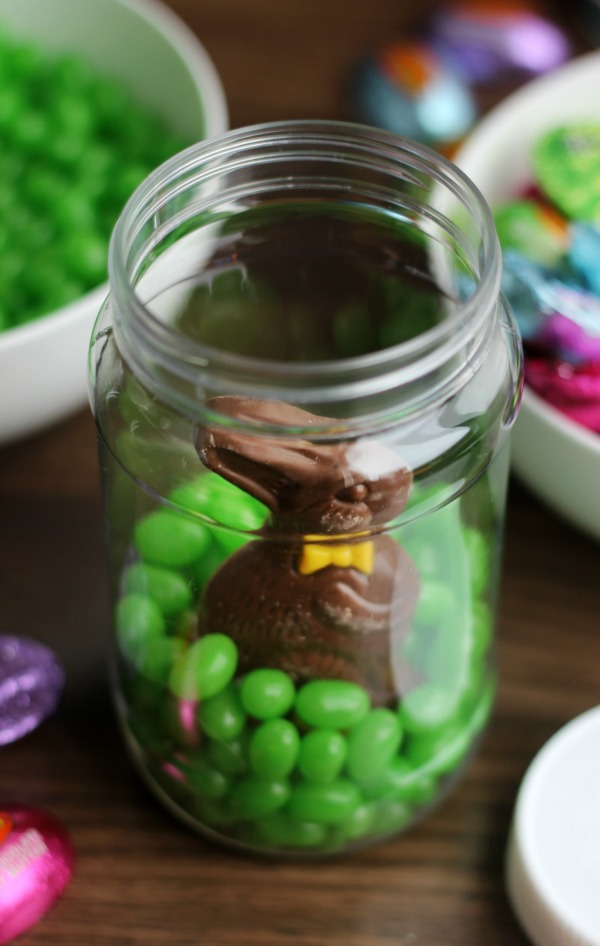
[183,755,231,800]
[295,680,370,730]
[206,733,250,776]
[191,545,229,590]
[52,89,95,136]
[10,110,47,153]
[464,527,491,597]
[134,509,211,567]
[287,779,361,825]
[254,811,327,849]
[140,636,185,686]
[230,776,290,820]
[62,230,108,284]
[45,129,87,166]
[111,162,149,208]
[414,581,455,627]
[380,757,437,805]
[24,167,66,209]
[199,685,246,741]
[52,53,95,96]
[371,799,412,836]
[406,721,472,777]
[124,562,192,615]
[240,669,296,720]
[169,634,238,701]
[249,719,300,780]
[211,530,253,557]
[337,802,376,841]
[283,819,328,849]
[211,490,266,531]
[250,810,289,846]
[346,709,403,783]
[53,189,97,232]
[400,684,458,736]
[169,473,229,513]
[170,474,267,529]
[298,729,347,784]
[403,501,474,713]
[195,797,235,827]
[115,594,165,663]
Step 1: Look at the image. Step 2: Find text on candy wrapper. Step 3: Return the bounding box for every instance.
[0,829,49,884]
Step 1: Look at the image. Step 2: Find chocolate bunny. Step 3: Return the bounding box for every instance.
[196,396,420,706]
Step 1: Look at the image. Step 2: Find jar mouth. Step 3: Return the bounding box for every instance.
[108,120,501,431]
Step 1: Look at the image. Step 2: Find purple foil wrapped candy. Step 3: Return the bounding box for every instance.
[538,313,600,365]
[0,635,64,746]
[429,0,570,85]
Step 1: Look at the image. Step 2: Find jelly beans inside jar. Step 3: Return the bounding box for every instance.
[90,122,522,856]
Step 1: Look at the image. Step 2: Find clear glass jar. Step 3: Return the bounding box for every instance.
[89,121,522,856]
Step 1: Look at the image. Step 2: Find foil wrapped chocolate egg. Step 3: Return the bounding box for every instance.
[569,222,600,296]
[525,357,600,433]
[533,124,600,223]
[501,249,600,362]
[500,246,600,432]
[494,199,569,267]
[347,41,476,150]
[0,635,64,746]
[428,0,570,85]
[0,803,74,944]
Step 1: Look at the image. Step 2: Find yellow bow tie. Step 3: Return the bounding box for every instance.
[298,537,375,576]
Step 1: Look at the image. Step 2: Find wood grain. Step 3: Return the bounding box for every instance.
[1,2,599,943]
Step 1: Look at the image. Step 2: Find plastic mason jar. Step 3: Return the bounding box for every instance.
[89,120,522,857]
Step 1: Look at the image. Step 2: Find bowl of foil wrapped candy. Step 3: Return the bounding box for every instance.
[455,51,600,541]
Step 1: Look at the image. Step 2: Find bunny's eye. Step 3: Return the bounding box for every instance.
[336,483,368,503]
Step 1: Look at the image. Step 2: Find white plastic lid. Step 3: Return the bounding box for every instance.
[506,705,600,946]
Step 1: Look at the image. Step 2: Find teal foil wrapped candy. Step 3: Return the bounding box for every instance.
[348,42,476,151]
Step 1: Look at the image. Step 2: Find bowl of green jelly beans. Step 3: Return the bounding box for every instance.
[0,0,228,446]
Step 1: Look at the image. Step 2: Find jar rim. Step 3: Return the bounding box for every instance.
[108,119,502,428]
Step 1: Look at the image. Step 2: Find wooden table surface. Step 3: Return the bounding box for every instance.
[2,1,599,943]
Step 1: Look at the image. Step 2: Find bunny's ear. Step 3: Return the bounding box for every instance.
[196,397,336,513]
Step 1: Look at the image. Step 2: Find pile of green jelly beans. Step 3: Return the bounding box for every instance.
[115,472,495,854]
[0,27,191,332]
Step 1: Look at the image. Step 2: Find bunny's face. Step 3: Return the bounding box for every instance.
[197,397,413,535]
[282,439,412,534]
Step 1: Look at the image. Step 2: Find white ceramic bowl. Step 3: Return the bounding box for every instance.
[455,51,600,541]
[0,0,228,447]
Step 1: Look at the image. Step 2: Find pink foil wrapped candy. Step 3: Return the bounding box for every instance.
[0,803,74,944]
[525,357,600,432]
